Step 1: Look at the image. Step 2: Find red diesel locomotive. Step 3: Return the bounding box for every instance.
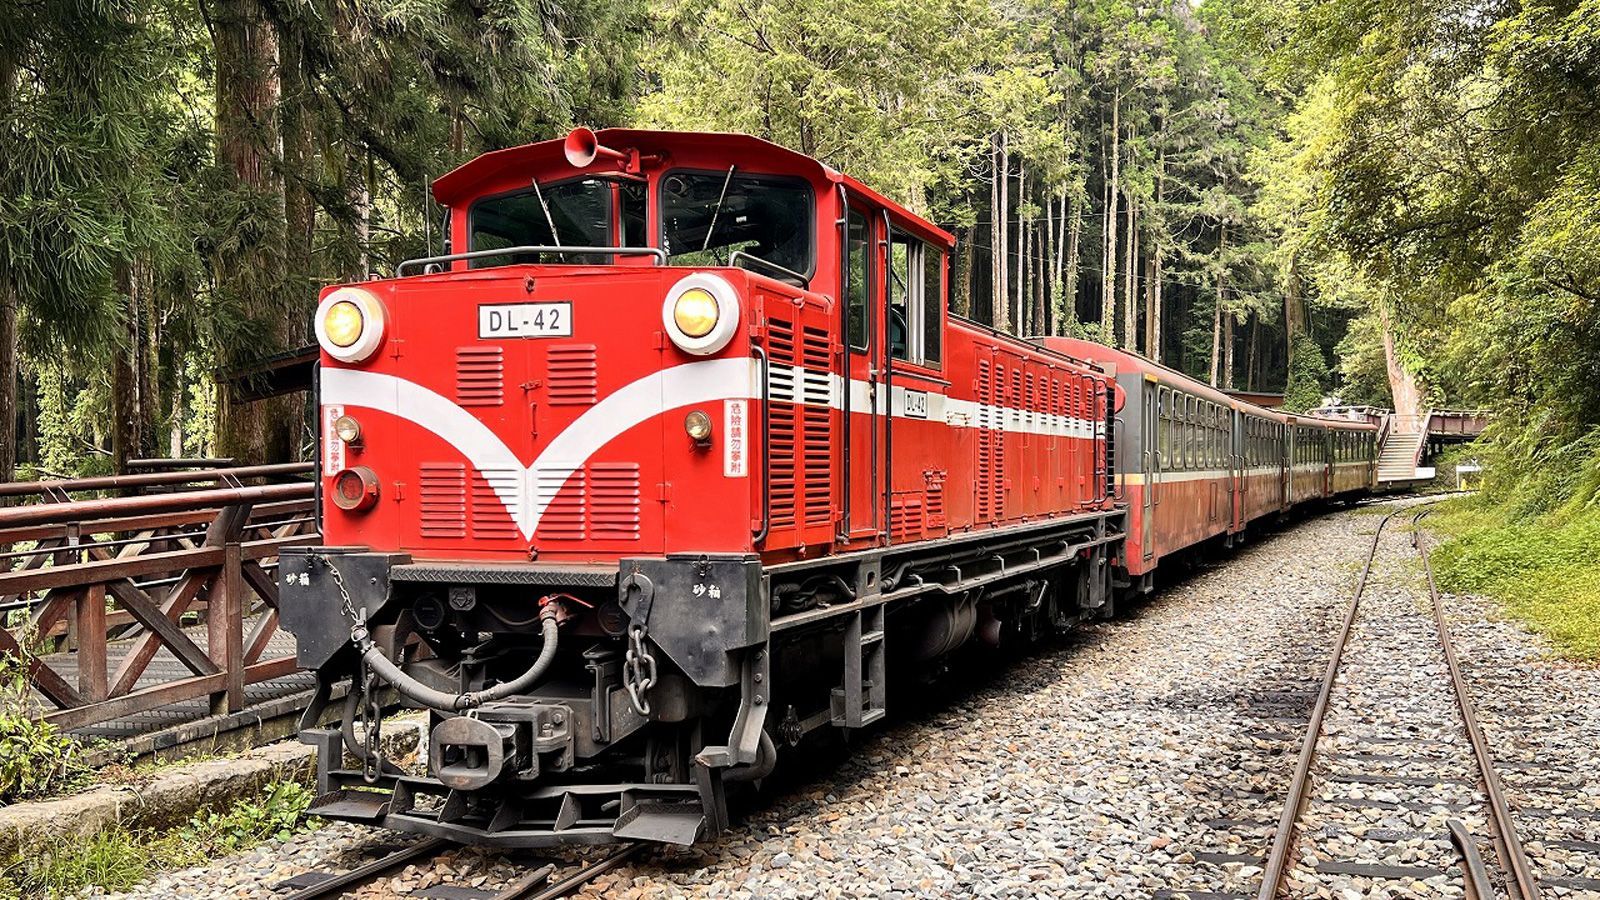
[279,128,1376,849]
[282,129,1124,847]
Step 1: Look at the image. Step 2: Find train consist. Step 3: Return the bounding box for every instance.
[279,128,1378,848]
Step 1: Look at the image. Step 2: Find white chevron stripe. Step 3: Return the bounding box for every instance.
[322,357,758,540]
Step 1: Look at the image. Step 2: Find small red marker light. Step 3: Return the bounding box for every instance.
[331,466,381,512]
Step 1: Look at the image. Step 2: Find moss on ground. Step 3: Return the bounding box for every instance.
[1427,494,1600,662]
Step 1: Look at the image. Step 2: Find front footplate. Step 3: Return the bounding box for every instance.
[301,728,725,847]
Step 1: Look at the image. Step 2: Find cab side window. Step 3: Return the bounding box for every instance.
[846,209,871,353]
[887,231,945,368]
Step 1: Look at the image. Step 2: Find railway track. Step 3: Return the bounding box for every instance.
[1251,501,1540,899]
[277,840,641,900]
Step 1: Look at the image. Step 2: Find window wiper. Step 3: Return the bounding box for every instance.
[530,179,565,256]
[701,164,737,265]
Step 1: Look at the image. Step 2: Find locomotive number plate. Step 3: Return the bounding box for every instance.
[478,302,573,338]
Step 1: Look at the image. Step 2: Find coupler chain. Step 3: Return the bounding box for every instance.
[623,621,658,717]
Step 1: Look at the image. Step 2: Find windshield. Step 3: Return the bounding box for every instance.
[660,171,813,278]
[469,178,645,267]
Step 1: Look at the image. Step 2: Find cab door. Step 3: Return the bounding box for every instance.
[842,204,886,541]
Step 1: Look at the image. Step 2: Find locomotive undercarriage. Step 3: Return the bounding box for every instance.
[278,509,1125,847]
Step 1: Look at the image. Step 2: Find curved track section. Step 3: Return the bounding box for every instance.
[1255,500,1541,899]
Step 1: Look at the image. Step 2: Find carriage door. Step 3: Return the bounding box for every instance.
[1140,378,1158,562]
[843,204,886,541]
[1230,410,1245,533]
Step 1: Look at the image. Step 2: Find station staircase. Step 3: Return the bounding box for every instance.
[1377,427,1428,484]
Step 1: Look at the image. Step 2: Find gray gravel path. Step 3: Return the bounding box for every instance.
[95,502,1600,899]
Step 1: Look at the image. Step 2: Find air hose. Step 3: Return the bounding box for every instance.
[351,602,562,712]
[722,731,778,783]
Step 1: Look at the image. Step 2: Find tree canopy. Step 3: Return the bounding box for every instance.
[0,0,1594,512]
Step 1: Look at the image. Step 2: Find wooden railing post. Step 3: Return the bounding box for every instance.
[76,584,108,702]
[209,539,246,716]
[59,523,80,652]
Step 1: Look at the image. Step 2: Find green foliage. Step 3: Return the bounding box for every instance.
[1332,312,1391,407]
[640,0,1009,211]
[1282,332,1327,412]
[0,657,86,805]
[1233,0,1600,508]
[1430,492,1600,660]
[0,780,316,897]
[0,716,84,806]
[179,781,314,851]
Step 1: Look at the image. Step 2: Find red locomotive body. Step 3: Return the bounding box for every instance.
[282,130,1124,848]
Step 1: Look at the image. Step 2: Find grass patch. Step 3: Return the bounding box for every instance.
[0,657,90,805]
[0,780,317,898]
[1427,494,1600,661]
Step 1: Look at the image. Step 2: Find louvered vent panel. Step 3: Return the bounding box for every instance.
[765,318,800,531]
[800,325,833,526]
[470,469,521,539]
[890,494,922,541]
[546,344,598,406]
[455,347,504,407]
[977,360,994,521]
[534,466,585,540]
[925,470,947,529]
[419,463,467,538]
[588,463,641,540]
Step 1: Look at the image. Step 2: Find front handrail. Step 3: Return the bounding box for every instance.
[729,250,811,288]
[396,245,667,276]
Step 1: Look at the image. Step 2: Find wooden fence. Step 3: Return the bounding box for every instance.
[0,466,318,731]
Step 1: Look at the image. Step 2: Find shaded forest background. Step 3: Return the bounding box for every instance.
[1,0,1596,514]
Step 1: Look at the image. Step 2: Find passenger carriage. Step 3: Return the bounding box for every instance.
[1041,340,1378,584]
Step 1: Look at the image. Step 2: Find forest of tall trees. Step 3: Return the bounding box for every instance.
[2,0,1596,514]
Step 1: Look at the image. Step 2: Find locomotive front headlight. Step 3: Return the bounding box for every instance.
[672,288,720,338]
[322,301,364,348]
[662,273,739,356]
[315,287,387,363]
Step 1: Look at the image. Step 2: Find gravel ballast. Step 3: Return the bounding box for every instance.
[96,502,1600,899]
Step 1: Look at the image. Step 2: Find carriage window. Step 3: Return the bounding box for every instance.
[844,208,871,352]
[1186,397,1198,468]
[1158,389,1171,466]
[469,177,638,267]
[661,171,813,279]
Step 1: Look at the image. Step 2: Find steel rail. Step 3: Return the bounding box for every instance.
[280,837,449,900]
[1254,504,1406,899]
[278,841,639,900]
[1448,818,1495,900]
[510,844,643,900]
[1415,510,1542,900]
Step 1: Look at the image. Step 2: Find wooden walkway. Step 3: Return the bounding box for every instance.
[0,465,322,754]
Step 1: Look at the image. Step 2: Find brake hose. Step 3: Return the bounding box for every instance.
[351,602,562,712]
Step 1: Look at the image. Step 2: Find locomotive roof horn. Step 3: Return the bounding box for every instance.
[562,127,656,175]
[563,127,624,168]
